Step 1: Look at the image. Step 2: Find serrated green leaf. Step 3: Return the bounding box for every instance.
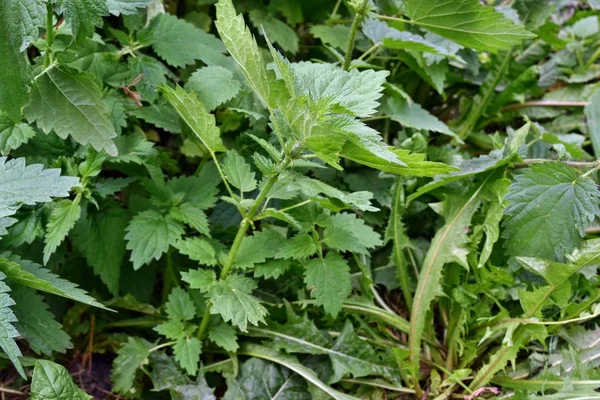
[125,210,185,270]
[181,268,216,293]
[174,336,201,376]
[107,0,151,15]
[167,173,221,210]
[25,68,118,155]
[111,337,152,395]
[209,324,239,352]
[13,285,71,356]
[0,117,36,155]
[3,211,43,247]
[222,150,257,193]
[112,133,157,164]
[0,272,24,378]
[387,94,459,140]
[161,85,226,153]
[138,13,225,67]
[208,274,267,331]
[154,319,185,340]
[234,228,283,269]
[133,103,182,134]
[404,0,535,52]
[275,234,318,260]
[223,357,309,400]
[215,0,277,109]
[166,287,196,321]
[170,203,210,237]
[0,0,44,121]
[310,25,350,50]
[323,213,382,255]
[254,259,292,279]
[249,9,298,54]
[187,66,242,110]
[72,205,128,295]
[43,199,81,264]
[176,238,218,267]
[503,163,600,261]
[0,253,108,309]
[303,252,351,318]
[59,0,108,42]
[31,360,91,400]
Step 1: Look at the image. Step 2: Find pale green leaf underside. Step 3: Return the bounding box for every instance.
[30,360,91,400]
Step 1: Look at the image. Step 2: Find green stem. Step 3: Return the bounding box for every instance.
[342,0,369,71]
[162,248,177,303]
[586,44,600,69]
[44,2,54,68]
[392,180,412,310]
[197,158,292,339]
[329,0,343,21]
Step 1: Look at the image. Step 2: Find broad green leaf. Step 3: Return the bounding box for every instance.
[112,133,157,164]
[72,205,129,295]
[125,210,185,270]
[254,259,292,279]
[174,336,201,375]
[208,274,267,332]
[187,66,242,110]
[238,344,359,400]
[0,117,36,155]
[25,68,118,155]
[31,360,91,400]
[252,319,399,384]
[215,0,276,108]
[0,253,107,309]
[303,252,352,318]
[0,0,44,120]
[170,203,210,237]
[3,211,43,247]
[181,268,216,294]
[12,285,71,356]
[43,199,81,264]
[223,357,309,400]
[503,163,600,261]
[275,234,318,260]
[138,13,225,67]
[323,213,382,255]
[249,9,299,54]
[409,180,488,373]
[293,63,389,118]
[59,0,108,42]
[111,337,152,395]
[0,272,24,378]
[387,95,459,140]
[234,229,283,269]
[132,103,182,134]
[209,324,239,352]
[154,319,185,340]
[166,287,196,321]
[107,0,152,15]
[475,179,510,268]
[310,25,351,50]
[161,85,226,153]
[222,150,257,193]
[167,173,221,210]
[403,0,535,52]
[176,238,218,267]
[585,88,600,158]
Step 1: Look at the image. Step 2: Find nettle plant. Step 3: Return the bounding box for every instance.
[2,0,600,398]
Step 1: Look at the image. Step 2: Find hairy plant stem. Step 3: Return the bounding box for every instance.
[501,100,589,111]
[44,2,54,68]
[392,180,412,310]
[197,158,292,339]
[342,0,369,71]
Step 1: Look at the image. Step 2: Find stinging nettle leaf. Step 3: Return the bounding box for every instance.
[0,272,25,378]
[59,0,108,42]
[187,66,242,110]
[222,150,257,193]
[125,210,185,270]
[31,360,91,400]
[303,252,352,318]
[0,117,36,155]
[25,68,118,156]
[161,85,226,154]
[403,0,535,53]
[111,337,152,395]
[165,287,196,321]
[503,163,600,261]
[43,199,81,264]
[106,0,152,16]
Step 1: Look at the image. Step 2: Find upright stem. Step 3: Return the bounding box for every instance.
[44,2,54,68]
[392,180,412,310]
[197,158,291,339]
[342,0,369,71]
